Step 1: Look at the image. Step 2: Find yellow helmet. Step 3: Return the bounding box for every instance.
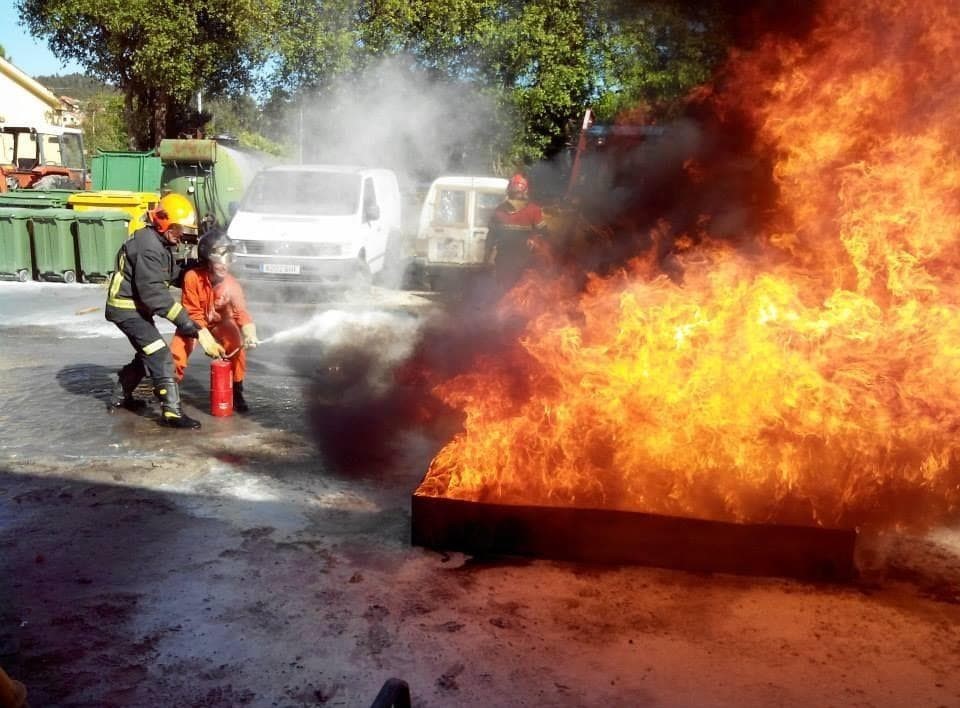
[152,193,197,235]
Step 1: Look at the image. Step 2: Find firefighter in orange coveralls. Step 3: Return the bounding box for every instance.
[484,172,548,292]
[170,229,260,412]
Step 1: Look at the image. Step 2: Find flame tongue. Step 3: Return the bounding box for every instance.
[418,0,960,529]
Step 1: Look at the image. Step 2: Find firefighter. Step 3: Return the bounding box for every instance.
[170,229,259,413]
[485,172,548,292]
[105,192,225,429]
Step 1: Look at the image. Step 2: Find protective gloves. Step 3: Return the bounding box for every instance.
[198,328,226,358]
[172,310,200,338]
[241,323,260,349]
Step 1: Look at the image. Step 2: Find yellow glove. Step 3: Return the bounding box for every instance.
[198,328,226,358]
[241,322,260,349]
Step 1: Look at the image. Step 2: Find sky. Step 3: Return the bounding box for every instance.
[0,0,82,77]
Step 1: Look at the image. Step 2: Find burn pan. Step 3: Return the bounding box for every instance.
[411,494,857,581]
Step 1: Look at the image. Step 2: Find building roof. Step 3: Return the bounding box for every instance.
[0,56,62,112]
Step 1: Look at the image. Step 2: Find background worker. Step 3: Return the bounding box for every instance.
[485,172,548,293]
[105,193,226,429]
[170,229,259,413]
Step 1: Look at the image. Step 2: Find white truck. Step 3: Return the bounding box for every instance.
[228,164,405,286]
[411,175,508,289]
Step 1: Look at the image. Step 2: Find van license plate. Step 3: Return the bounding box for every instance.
[261,263,301,275]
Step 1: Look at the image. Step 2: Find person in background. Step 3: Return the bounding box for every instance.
[484,172,548,293]
[105,193,225,429]
[170,229,259,412]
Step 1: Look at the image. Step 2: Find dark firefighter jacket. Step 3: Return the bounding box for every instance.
[486,198,547,263]
[105,226,195,332]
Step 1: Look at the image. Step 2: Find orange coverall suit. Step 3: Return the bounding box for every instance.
[170,269,253,383]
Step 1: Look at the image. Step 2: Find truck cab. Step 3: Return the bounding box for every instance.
[0,124,88,191]
[228,165,404,287]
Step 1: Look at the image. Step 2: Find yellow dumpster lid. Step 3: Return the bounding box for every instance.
[67,190,161,207]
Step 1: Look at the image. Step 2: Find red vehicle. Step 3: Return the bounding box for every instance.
[0,124,89,192]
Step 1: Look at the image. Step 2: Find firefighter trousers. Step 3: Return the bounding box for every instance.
[106,307,176,386]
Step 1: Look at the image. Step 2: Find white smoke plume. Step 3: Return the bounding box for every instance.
[288,56,501,186]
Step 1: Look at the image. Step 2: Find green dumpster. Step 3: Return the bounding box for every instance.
[31,208,78,283]
[0,189,76,209]
[76,211,130,282]
[91,150,163,191]
[0,208,33,282]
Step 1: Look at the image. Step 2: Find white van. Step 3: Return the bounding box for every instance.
[228,165,404,285]
[414,176,508,280]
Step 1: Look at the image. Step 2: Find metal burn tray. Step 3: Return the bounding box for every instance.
[411,493,857,581]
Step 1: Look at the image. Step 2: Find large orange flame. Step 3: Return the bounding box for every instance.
[417,0,960,529]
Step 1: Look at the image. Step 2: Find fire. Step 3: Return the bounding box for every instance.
[417,0,960,529]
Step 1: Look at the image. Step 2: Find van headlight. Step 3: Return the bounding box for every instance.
[233,239,247,254]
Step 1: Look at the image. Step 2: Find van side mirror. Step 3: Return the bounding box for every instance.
[364,203,381,222]
[228,201,239,218]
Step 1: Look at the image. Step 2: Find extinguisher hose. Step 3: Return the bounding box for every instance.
[222,333,274,359]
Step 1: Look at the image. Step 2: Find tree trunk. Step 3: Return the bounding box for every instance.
[151,89,169,149]
[122,86,139,150]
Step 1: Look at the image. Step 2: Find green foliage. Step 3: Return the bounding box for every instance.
[269,0,360,94]
[34,73,110,101]
[18,0,732,165]
[266,0,729,168]
[17,0,278,148]
[587,1,729,122]
[204,95,260,137]
[82,91,130,152]
[236,129,289,157]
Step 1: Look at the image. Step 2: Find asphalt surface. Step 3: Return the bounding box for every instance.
[1,281,960,708]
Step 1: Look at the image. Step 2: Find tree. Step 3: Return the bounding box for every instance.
[34,72,111,101]
[587,1,729,122]
[17,0,277,149]
[266,0,730,167]
[83,91,130,153]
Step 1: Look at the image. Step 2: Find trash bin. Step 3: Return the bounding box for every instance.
[31,208,78,283]
[91,150,163,191]
[0,208,33,282]
[67,190,160,234]
[76,211,130,283]
[0,189,76,209]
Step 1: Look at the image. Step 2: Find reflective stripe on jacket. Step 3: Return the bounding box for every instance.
[105,226,185,323]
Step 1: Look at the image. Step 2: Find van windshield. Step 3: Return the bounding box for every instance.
[242,171,361,215]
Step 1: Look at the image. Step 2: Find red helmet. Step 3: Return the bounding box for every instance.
[507,173,529,198]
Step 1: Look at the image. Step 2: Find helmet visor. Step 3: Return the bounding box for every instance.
[208,245,235,265]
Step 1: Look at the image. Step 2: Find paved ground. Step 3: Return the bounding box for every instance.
[1,281,959,707]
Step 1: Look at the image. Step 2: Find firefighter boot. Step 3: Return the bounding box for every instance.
[153,378,201,429]
[233,381,249,413]
[110,362,147,412]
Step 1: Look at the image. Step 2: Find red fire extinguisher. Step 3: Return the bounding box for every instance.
[210,358,233,417]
